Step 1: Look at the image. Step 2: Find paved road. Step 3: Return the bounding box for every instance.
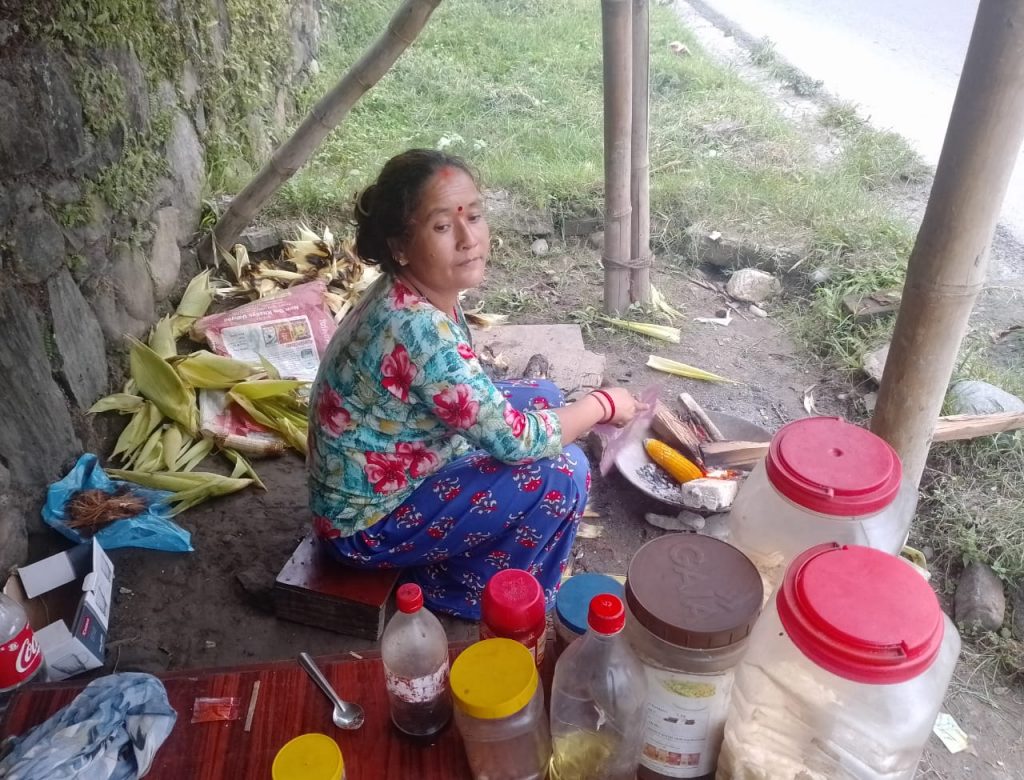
[691,0,1024,279]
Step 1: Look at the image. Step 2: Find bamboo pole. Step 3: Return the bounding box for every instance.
[871,0,1024,488]
[630,0,652,305]
[602,0,633,315]
[201,0,443,262]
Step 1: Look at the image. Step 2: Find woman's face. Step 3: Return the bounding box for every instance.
[397,167,490,297]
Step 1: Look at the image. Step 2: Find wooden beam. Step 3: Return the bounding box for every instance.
[703,411,1024,469]
[201,0,443,262]
[629,0,652,305]
[601,0,633,315]
[871,0,1024,488]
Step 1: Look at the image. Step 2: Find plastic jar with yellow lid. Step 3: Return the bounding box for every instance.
[450,638,550,780]
[272,733,345,780]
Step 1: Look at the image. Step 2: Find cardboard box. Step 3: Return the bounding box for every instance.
[2,540,114,681]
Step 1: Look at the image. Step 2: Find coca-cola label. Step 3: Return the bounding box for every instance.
[0,624,42,689]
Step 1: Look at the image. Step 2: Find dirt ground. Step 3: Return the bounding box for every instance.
[19,240,1021,777]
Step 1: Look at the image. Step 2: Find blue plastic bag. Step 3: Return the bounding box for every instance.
[43,454,193,552]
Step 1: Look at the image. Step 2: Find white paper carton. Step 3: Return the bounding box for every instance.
[3,540,114,681]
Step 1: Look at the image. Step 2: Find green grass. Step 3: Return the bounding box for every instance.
[272,0,923,296]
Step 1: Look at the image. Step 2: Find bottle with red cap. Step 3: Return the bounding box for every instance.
[480,569,547,665]
[549,593,648,780]
[381,583,452,739]
[0,593,44,714]
[724,417,915,593]
[718,543,961,779]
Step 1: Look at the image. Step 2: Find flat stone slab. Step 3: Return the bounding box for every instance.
[470,323,605,399]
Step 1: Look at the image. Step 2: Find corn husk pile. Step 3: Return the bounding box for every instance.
[90,268,311,515]
[213,225,381,323]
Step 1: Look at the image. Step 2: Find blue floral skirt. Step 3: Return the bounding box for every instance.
[325,379,590,619]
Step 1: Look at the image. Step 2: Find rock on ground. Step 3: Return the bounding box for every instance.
[955,562,1005,633]
[1012,583,1024,642]
[645,510,706,532]
[530,238,549,256]
[726,268,781,304]
[239,226,282,253]
[947,380,1024,415]
[863,342,891,384]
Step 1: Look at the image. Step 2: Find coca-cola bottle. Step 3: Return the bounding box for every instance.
[381,583,452,739]
[0,593,44,713]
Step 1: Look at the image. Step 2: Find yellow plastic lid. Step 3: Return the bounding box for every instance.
[450,638,539,720]
[272,733,345,780]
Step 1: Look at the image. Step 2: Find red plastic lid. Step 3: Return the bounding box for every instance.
[396,583,423,613]
[481,569,545,635]
[777,544,946,684]
[588,594,626,634]
[765,417,902,516]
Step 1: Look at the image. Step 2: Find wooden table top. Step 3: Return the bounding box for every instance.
[1,648,478,779]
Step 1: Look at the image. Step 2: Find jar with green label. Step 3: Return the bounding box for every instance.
[624,534,762,780]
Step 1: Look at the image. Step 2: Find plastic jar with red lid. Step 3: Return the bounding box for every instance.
[724,417,916,593]
[718,543,961,780]
[479,569,547,665]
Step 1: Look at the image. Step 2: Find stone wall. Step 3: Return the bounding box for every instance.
[0,0,323,572]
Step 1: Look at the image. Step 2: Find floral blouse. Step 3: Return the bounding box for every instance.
[308,274,564,536]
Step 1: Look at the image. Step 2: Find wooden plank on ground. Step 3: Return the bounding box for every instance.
[470,324,605,399]
[932,411,1024,442]
[702,411,1024,468]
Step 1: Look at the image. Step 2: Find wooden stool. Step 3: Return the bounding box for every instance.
[273,534,401,640]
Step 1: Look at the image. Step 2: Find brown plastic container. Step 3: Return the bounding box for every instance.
[624,534,762,780]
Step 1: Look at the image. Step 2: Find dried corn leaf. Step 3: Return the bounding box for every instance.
[89,393,145,415]
[128,336,199,434]
[646,355,737,384]
[602,318,681,344]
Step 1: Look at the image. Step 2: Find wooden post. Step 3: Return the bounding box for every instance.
[630,0,652,305]
[871,0,1024,488]
[602,0,633,315]
[201,0,443,262]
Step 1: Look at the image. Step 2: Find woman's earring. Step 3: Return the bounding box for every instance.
[397,255,408,266]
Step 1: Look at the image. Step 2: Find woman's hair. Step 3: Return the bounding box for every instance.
[353,149,477,273]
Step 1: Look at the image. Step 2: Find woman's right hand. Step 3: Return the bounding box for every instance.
[592,387,648,428]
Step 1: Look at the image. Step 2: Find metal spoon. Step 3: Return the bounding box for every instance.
[298,652,365,730]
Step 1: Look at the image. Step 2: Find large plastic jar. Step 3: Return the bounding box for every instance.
[718,543,961,779]
[553,572,625,657]
[451,638,551,780]
[625,534,763,779]
[725,417,911,593]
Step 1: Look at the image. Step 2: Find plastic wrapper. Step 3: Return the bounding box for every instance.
[596,384,661,476]
[191,697,241,724]
[43,453,193,552]
[191,281,336,381]
[199,390,286,456]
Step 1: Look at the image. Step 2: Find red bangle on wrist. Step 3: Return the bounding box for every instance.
[591,390,615,424]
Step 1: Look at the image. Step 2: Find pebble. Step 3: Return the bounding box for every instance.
[531,238,549,256]
[749,304,768,318]
[954,562,1005,633]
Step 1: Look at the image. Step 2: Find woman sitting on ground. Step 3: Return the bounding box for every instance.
[307,149,643,619]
